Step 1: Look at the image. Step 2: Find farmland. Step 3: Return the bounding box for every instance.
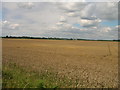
[2,39,118,88]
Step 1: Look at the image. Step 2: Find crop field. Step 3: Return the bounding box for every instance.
[2,39,118,88]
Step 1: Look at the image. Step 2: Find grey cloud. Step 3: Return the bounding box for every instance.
[79,18,101,27]
[17,2,35,9]
[59,16,67,22]
[95,2,118,20]
[2,20,20,30]
[58,2,118,21]
[2,2,118,40]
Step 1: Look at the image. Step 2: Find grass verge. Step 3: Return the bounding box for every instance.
[2,62,59,88]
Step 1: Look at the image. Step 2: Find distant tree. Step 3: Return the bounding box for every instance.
[6,35,8,38]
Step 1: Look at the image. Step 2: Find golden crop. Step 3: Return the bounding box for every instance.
[2,39,118,88]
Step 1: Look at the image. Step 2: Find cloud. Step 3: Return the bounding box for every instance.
[9,24,20,29]
[45,25,118,40]
[67,12,76,17]
[59,16,66,22]
[2,20,20,30]
[95,2,118,20]
[57,2,87,13]
[80,3,96,19]
[17,2,34,9]
[58,2,118,21]
[2,2,118,40]
[56,22,64,26]
[79,18,101,27]
[55,16,68,29]
[99,27,112,32]
[56,22,72,30]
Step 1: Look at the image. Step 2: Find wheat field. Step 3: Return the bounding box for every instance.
[2,39,118,88]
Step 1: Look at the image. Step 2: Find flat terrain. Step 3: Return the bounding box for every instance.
[2,39,118,88]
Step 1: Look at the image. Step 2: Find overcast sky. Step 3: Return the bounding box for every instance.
[1,2,119,40]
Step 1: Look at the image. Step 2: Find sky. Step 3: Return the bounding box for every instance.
[1,1,119,40]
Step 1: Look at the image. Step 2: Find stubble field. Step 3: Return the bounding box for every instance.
[2,39,118,88]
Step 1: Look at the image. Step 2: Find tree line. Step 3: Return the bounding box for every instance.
[2,35,120,42]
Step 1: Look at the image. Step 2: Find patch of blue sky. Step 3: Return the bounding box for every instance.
[2,7,8,21]
[73,23,85,28]
[0,6,1,20]
[13,15,22,20]
[0,13,2,21]
[100,20,118,27]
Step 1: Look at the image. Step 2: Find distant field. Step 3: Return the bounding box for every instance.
[2,39,118,88]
